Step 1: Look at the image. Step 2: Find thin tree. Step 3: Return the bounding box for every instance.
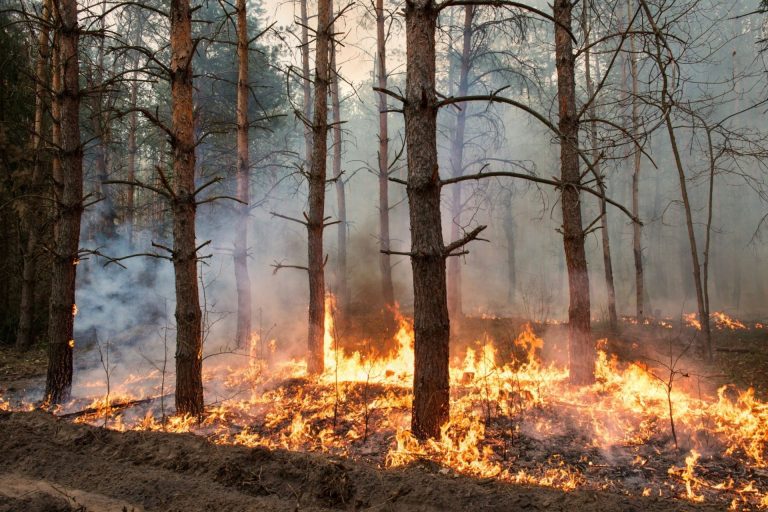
[16,0,52,351]
[582,0,618,332]
[45,0,84,404]
[446,5,475,320]
[639,0,711,359]
[234,0,252,349]
[300,0,312,164]
[375,0,395,305]
[329,0,348,314]
[627,0,645,321]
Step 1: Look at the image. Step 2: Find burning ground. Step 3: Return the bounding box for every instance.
[1,306,768,511]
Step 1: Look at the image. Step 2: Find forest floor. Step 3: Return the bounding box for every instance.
[0,316,766,511]
[0,410,723,512]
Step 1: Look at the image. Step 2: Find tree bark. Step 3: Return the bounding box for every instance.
[170,0,204,416]
[554,0,594,385]
[306,0,331,375]
[45,0,83,404]
[582,1,617,332]
[405,0,449,439]
[329,3,348,314]
[627,0,645,321]
[376,0,395,305]
[446,5,474,321]
[233,0,252,349]
[17,0,52,351]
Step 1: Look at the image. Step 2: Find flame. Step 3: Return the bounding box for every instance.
[711,312,747,330]
[684,311,748,331]
[669,449,705,502]
[6,300,768,507]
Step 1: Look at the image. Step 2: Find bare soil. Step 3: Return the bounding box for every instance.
[0,410,722,512]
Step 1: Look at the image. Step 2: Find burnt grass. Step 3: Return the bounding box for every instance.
[0,315,766,511]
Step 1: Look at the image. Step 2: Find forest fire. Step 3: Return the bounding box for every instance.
[4,0,768,508]
[6,303,759,509]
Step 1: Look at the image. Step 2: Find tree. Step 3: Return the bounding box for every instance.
[581,0,618,332]
[330,0,348,314]
[375,0,395,306]
[233,0,252,349]
[306,0,332,374]
[45,0,84,404]
[16,0,52,351]
[446,5,474,321]
[554,0,595,384]
[626,0,645,321]
[169,0,204,415]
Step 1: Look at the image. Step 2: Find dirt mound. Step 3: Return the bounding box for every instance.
[0,411,721,511]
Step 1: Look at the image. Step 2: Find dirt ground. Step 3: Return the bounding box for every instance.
[0,410,723,512]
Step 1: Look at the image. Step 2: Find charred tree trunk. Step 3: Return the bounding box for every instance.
[170,0,204,416]
[405,0,449,440]
[446,5,473,321]
[17,0,52,351]
[376,0,395,305]
[306,0,331,375]
[45,0,83,404]
[233,0,252,349]
[627,0,645,321]
[554,0,594,385]
[329,5,348,314]
[582,1,617,332]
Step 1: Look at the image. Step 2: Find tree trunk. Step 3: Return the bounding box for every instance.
[376,0,395,305]
[554,0,594,385]
[627,0,645,321]
[126,83,138,244]
[233,0,252,349]
[405,0,449,440]
[446,5,473,321]
[306,0,331,375]
[45,0,83,404]
[582,1,617,332]
[665,119,711,359]
[17,0,52,351]
[170,0,204,416]
[329,4,348,314]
